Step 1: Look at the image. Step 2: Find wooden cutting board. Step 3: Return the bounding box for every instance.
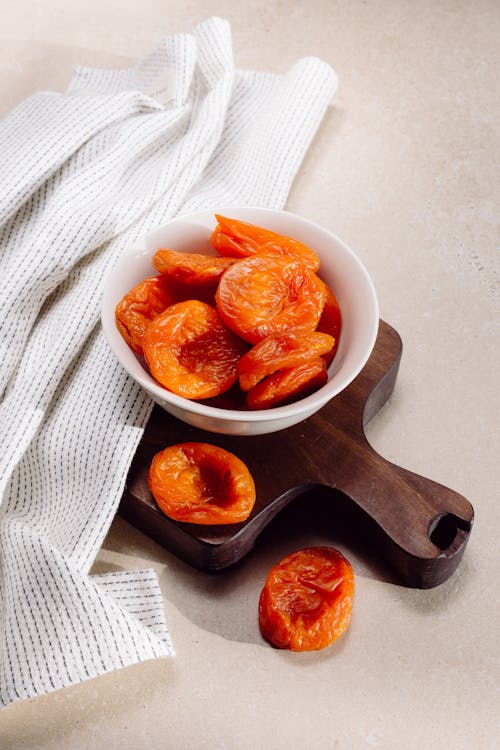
[119,320,474,588]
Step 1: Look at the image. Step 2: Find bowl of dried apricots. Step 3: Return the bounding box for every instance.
[101,207,379,435]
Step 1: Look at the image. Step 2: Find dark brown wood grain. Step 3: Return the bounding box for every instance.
[119,320,474,588]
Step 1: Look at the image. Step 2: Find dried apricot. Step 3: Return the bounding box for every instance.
[115,275,176,354]
[317,283,342,365]
[211,214,320,271]
[153,247,236,286]
[143,300,247,399]
[246,357,328,410]
[258,547,355,651]
[215,254,326,345]
[149,442,256,525]
[238,331,335,392]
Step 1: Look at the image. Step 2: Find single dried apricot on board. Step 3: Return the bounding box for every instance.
[211,215,320,271]
[258,547,355,651]
[143,300,247,400]
[153,247,237,286]
[149,442,256,525]
[238,331,335,392]
[115,275,176,354]
[246,357,328,410]
[216,254,326,344]
[317,283,342,365]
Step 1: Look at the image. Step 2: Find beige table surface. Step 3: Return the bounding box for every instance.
[1,1,499,748]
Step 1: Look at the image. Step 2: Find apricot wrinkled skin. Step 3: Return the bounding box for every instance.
[238,331,335,392]
[211,214,320,271]
[142,300,247,400]
[215,254,326,345]
[148,442,256,525]
[153,247,237,287]
[115,275,175,354]
[246,357,328,410]
[258,547,355,651]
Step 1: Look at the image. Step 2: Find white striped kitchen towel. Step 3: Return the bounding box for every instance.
[0,17,337,707]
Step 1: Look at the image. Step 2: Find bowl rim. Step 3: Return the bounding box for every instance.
[101,206,379,423]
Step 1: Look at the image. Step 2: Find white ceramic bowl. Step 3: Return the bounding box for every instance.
[101,207,379,435]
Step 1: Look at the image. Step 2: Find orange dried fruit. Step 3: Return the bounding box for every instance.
[258,547,355,651]
[115,275,176,354]
[215,254,326,345]
[211,214,320,271]
[246,357,328,410]
[143,300,247,399]
[116,214,343,411]
[153,247,237,286]
[238,331,335,392]
[317,283,342,365]
[149,442,256,525]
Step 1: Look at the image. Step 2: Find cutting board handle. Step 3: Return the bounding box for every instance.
[330,441,473,588]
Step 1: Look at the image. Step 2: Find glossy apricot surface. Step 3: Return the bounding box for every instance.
[211,214,320,271]
[259,547,355,651]
[143,300,247,399]
[238,331,334,392]
[216,254,326,344]
[246,357,328,410]
[149,442,256,525]
[115,275,175,354]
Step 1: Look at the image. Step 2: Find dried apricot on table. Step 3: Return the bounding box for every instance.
[215,254,326,344]
[246,357,328,409]
[143,300,247,399]
[149,442,256,525]
[317,283,342,365]
[211,214,320,271]
[115,275,176,355]
[258,547,355,651]
[238,330,335,392]
[153,247,237,286]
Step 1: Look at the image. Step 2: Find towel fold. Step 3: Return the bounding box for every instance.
[0,16,337,708]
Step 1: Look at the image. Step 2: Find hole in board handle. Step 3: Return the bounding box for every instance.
[428,512,471,552]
